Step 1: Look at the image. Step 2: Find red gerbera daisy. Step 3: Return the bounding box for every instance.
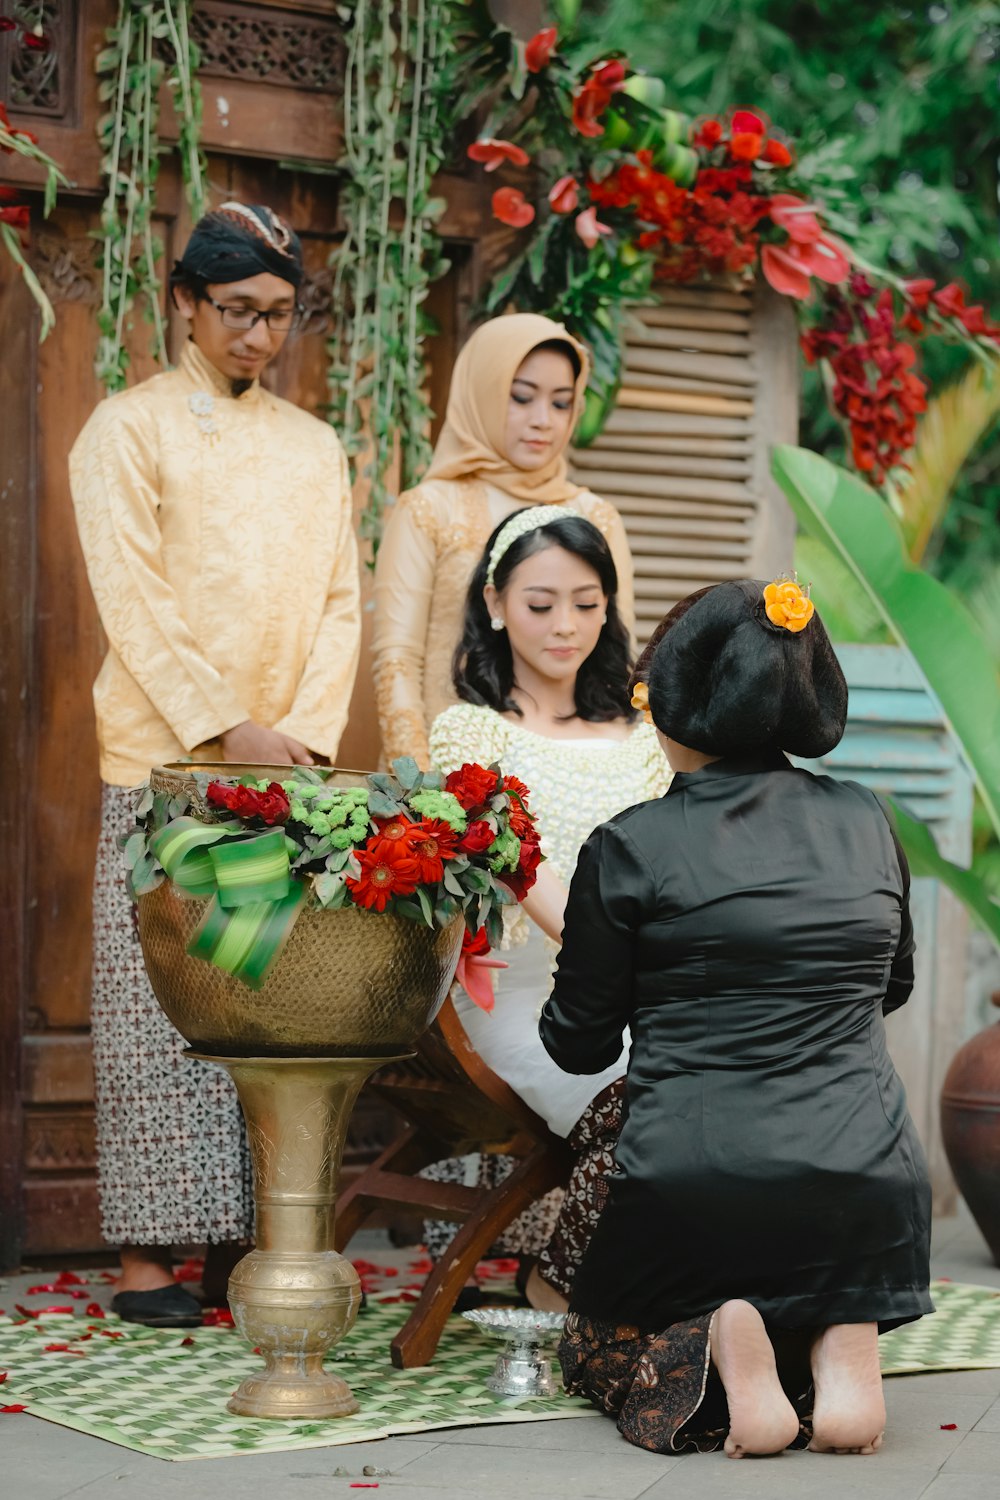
[408,819,460,884]
[346,842,420,913]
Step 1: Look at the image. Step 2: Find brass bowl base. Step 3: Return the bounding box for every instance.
[228,1364,360,1420]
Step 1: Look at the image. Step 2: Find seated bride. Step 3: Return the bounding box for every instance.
[428,506,670,1308]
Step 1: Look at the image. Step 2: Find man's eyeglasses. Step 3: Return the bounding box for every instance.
[204,293,302,333]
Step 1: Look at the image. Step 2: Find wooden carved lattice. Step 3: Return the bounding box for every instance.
[158,2,343,92]
[0,0,72,117]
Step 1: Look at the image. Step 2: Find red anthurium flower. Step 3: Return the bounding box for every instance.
[467,137,530,172]
[904,277,936,310]
[491,186,535,229]
[592,59,626,90]
[760,243,812,299]
[575,204,613,249]
[762,138,793,167]
[0,1373,6,1383]
[1,1405,27,1414]
[571,58,626,138]
[932,282,966,317]
[768,194,823,243]
[85,1303,105,1318]
[548,174,579,214]
[525,26,557,72]
[23,29,51,52]
[0,204,29,239]
[0,18,16,31]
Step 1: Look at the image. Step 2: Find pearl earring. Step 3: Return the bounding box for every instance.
[490,616,506,632]
[601,612,608,624]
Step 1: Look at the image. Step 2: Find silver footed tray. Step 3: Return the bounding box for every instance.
[462,1308,566,1399]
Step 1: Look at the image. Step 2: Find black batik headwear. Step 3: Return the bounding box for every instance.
[170,201,304,293]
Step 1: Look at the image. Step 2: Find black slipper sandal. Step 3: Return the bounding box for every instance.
[110,1284,203,1328]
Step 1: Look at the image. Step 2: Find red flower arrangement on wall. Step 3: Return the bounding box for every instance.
[459,24,1000,487]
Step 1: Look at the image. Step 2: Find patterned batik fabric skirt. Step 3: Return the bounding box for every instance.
[420,1078,624,1285]
[90,783,253,1247]
[559,1312,814,1454]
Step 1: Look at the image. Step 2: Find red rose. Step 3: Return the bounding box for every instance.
[445,763,500,811]
[458,819,495,855]
[206,780,289,825]
[254,783,291,826]
[730,109,766,135]
[501,835,542,901]
[206,781,239,811]
[525,26,557,72]
[694,117,724,148]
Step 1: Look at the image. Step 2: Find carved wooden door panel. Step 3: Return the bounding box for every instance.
[0,0,509,1264]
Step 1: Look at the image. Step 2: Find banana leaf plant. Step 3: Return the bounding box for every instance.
[772,444,1000,949]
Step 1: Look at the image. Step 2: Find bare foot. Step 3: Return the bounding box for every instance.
[115,1245,175,1294]
[808,1323,885,1455]
[524,1265,569,1314]
[710,1300,800,1458]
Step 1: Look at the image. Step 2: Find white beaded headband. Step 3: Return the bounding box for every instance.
[485,505,566,587]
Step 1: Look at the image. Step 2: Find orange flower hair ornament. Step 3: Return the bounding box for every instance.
[763,576,814,633]
[630,680,654,724]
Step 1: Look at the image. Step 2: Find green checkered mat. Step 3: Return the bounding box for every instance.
[1,1279,998,1460]
[0,1292,597,1460]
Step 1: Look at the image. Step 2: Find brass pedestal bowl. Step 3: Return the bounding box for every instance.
[136,763,464,1418]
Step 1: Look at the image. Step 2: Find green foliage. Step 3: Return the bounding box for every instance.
[578,0,1000,580]
[0,111,70,339]
[328,0,452,558]
[95,1,206,392]
[773,443,1000,945]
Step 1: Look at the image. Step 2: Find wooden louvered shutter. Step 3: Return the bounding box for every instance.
[570,282,799,646]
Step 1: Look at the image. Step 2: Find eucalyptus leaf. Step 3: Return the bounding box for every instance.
[368,789,405,819]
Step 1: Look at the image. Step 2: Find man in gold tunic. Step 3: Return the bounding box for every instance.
[70,203,360,1325]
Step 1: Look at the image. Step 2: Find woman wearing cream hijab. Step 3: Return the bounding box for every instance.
[373,313,635,767]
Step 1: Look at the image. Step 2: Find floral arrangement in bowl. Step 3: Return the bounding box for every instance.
[123,757,541,990]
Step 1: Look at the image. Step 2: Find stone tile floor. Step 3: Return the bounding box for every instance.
[2,1208,999,1500]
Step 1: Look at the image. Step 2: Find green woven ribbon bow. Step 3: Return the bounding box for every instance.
[150,818,306,988]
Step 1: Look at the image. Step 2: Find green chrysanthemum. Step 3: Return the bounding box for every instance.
[409,789,468,833]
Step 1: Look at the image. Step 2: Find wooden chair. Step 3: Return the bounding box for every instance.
[334,996,573,1368]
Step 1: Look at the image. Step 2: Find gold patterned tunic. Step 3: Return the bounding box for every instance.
[372,477,635,768]
[70,340,360,785]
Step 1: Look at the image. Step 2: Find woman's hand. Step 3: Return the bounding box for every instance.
[520,861,569,945]
[220,720,315,765]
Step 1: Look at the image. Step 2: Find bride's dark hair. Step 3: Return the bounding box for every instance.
[452,512,634,721]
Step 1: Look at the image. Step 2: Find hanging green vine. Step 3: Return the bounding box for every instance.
[95,1,206,392]
[328,0,451,557]
[0,100,69,339]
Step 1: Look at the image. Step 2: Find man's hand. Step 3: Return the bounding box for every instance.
[220,720,315,766]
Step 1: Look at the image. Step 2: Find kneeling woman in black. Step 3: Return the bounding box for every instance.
[539,578,931,1460]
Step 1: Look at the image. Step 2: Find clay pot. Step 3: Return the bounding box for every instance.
[940,991,1000,1266]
